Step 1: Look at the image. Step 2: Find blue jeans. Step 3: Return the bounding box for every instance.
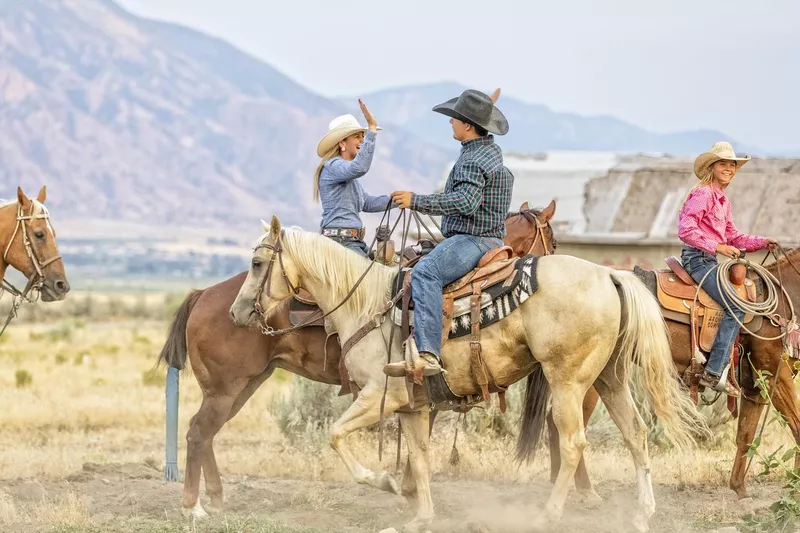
[681,245,745,377]
[412,234,503,359]
[328,237,369,256]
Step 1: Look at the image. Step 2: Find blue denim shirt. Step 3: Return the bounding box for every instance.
[318,131,392,229]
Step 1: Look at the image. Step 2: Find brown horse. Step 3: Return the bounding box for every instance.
[157,202,558,518]
[0,186,69,303]
[546,248,800,502]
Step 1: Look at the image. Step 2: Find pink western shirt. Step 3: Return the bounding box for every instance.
[677,184,767,255]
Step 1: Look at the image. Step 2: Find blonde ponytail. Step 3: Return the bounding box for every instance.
[313,145,342,203]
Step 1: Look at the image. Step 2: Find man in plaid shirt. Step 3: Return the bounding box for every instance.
[384,89,513,377]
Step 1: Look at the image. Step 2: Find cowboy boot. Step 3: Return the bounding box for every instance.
[384,352,443,378]
[699,367,740,398]
[384,339,444,378]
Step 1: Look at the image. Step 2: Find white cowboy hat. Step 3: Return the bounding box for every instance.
[316,114,381,157]
[693,141,751,179]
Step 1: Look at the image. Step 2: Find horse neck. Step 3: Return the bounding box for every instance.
[0,203,21,280]
[291,246,395,338]
[771,248,800,301]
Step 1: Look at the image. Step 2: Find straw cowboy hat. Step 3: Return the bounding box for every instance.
[316,114,381,157]
[432,89,509,135]
[693,141,751,179]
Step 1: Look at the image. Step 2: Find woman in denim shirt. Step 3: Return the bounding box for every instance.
[312,100,393,256]
[677,142,777,396]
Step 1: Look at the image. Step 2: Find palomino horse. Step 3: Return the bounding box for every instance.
[0,186,69,305]
[229,216,708,533]
[547,248,800,502]
[157,203,557,519]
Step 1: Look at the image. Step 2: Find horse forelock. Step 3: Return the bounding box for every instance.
[278,227,394,322]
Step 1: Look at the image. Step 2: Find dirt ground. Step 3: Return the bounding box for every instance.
[0,460,781,533]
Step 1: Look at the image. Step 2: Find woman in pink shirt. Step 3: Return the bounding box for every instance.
[678,142,777,396]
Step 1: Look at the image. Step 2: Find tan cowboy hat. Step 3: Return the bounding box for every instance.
[693,141,751,179]
[316,114,381,157]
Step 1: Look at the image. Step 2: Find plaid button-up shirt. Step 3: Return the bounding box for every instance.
[411,135,513,239]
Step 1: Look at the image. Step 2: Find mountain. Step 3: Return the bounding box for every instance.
[345,82,766,158]
[0,0,449,239]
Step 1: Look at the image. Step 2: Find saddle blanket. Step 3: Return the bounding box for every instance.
[391,254,540,339]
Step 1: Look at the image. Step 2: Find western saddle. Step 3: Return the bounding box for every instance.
[654,255,759,406]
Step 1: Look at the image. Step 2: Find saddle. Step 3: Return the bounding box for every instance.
[393,246,527,412]
[652,256,761,407]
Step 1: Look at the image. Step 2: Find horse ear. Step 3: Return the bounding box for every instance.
[520,201,529,211]
[16,187,29,207]
[541,199,556,221]
[36,186,46,203]
[490,88,501,103]
[261,219,270,233]
[269,215,281,236]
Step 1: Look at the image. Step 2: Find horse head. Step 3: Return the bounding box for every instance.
[2,186,69,302]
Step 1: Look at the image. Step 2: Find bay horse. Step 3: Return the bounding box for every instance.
[0,186,69,304]
[546,248,800,502]
[229,216,708,533]
[156,203,557,520]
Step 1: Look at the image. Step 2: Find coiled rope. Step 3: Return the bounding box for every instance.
[693,253,796,342]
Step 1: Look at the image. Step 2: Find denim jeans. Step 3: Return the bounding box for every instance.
[681,245,745,377]
[327,236,369,256]
[412,234,504,359]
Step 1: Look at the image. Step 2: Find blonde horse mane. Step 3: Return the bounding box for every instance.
[278,227,396,323]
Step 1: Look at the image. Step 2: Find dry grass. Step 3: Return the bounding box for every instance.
[0,300,794,531]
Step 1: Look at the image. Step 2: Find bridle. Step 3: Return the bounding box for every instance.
[515,210,555,256]
[0,202,64,336]
[251,229,299,319]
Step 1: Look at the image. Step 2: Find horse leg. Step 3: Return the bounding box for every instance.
[330,384,407,494]
[729,357,800,500]
[401,408,438,506]
[192,370,272,515]
[397,409,434,533]
[543,382,589,524]
[181,391,240,518]
[769,364,800,479]
[593,373,654,532]
[729,392,766,500]
[548,386,601,504]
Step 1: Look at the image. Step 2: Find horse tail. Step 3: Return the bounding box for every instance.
[610,270,710,450]
[158,289,204,370]
[515,363,551,463]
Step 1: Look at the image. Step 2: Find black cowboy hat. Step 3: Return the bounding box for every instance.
[432,89,509,135]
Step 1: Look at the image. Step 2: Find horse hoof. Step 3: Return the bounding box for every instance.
[182,501,209,520]
[631,513,650,533]
[205,503,223,515]
[577,489,603,506]
[402,518,432,533]
[381,472,401,495]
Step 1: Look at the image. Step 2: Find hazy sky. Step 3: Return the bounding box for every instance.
[118,0,800,152]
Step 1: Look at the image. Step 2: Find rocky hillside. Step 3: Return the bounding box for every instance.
[0,0,448,238]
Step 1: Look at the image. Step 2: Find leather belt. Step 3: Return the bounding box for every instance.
[321,227,365,239]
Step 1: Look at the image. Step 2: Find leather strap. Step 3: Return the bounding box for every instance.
[341,290,405,356]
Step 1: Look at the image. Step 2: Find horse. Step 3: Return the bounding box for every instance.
[229,215,708,533]
[547,248,800,502]
[0,186,69,304]
[156,203,557,520]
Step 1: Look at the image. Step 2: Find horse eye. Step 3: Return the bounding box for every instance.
[34,231,45,239]
[252,259,262,268]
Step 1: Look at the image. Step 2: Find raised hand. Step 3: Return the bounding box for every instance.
[359,99,378,131]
